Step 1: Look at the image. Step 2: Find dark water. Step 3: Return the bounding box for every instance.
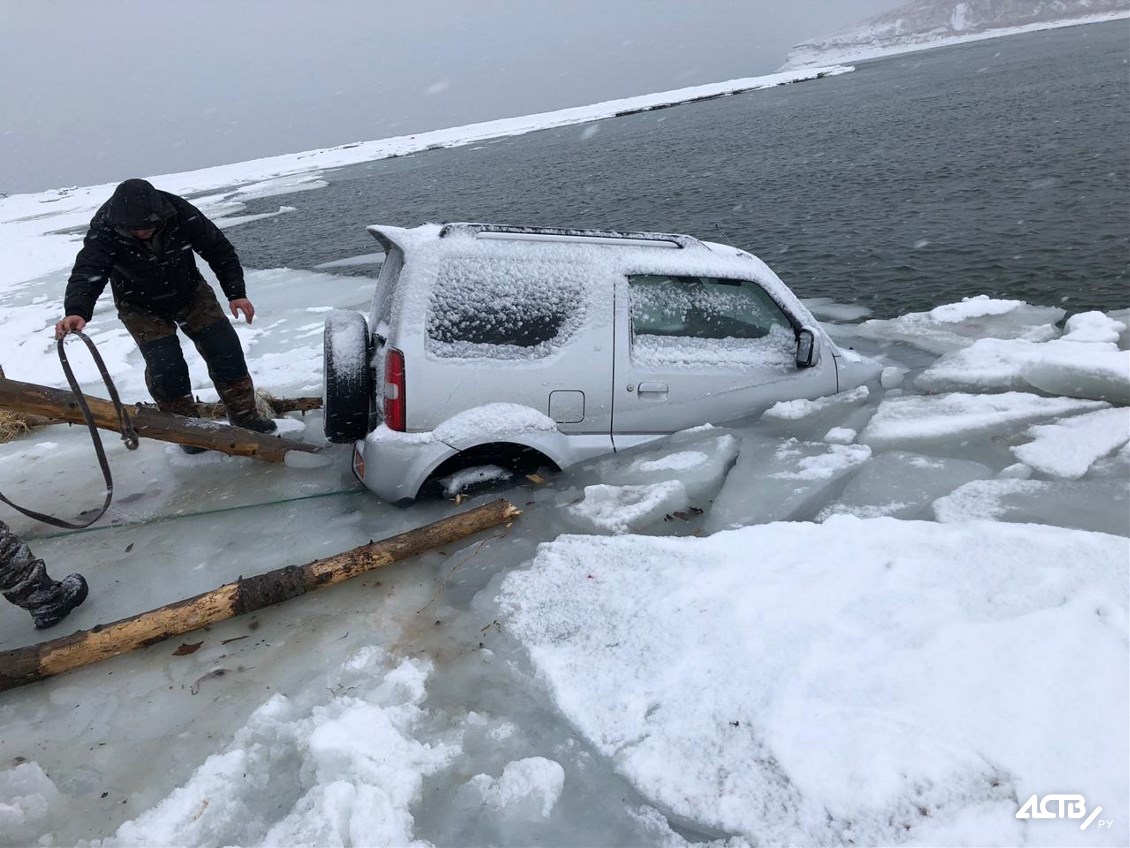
[228,20,1129,318]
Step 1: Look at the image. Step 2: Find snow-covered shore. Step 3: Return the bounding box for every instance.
[782,10,1129,70]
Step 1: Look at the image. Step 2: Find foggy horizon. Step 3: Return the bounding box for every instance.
[0,0,903,195]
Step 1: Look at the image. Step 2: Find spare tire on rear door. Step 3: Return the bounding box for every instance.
[323,309,372,443]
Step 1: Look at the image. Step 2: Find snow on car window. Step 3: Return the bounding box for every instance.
[629,274,796,369]
[427,255,587,359]
[633,327,796,369]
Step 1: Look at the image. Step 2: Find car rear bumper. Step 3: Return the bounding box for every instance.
[353,431,457,504]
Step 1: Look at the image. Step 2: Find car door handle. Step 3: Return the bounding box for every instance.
[637,381,669,396]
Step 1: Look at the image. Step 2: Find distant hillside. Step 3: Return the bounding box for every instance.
[783,0,1130,68]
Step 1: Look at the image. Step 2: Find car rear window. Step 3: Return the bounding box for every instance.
[427,255,587,358]
[628,274,796,369]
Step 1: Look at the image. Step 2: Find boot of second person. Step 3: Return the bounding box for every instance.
[217,377,277,433]
[1,521,89,629]
[23,573,89,629]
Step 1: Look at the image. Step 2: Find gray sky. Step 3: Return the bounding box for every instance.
[0,0,903,194]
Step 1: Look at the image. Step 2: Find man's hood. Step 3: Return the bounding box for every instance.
[103,179,174,229]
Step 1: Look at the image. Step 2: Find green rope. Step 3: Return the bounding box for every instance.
[25,485,366,542]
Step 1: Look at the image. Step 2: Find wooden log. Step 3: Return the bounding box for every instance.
[0,498,522,691]
[2,398,322,435]
[0,376,318,462]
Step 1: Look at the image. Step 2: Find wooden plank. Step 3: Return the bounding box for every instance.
[0,499,522,691]
[0,376,318,462]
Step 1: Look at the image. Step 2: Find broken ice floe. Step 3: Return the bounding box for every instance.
[101,651,455,848]
[0,762,60,845]
[567,481,690,535]
[458,757,565,820]
[855,295,1065,354]
[859,392,1108,450]
[818,451,993,521]
[595,429,740,504]
[933,478,1130,536]
[707,436,871,531]
[916,310,1130,403]
[1011,407,1130,479]
[762,385,870,421]
[440,465,512,498]
[801,296,872,323]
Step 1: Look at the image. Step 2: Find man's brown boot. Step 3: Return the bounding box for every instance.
[217,377,277,433]
[156,395,202,418]
[156,395,208,453]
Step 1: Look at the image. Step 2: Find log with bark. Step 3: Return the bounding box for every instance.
[0,375,318,462]
[0,498,522,692]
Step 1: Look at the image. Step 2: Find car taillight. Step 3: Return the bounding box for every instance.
[384,347,405,431]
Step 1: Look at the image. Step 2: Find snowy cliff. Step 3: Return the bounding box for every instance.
[783,0,1130,68]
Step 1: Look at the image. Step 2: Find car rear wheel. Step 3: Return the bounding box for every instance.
[323,310,371,443]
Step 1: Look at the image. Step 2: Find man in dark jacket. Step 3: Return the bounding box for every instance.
[55,179,275,439]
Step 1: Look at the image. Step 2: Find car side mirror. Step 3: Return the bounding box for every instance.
[796,328,818,368]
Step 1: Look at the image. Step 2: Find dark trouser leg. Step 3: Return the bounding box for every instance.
[1,519,88,629]
[118,302,204,452]
[118,304,196,409]
[180,282,275,432]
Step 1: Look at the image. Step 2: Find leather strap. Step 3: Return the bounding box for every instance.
[0,332,139,529]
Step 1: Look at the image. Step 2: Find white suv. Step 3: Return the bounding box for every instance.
[323,223,880,504]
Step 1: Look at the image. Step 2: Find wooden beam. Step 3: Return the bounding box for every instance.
[0,376,318,462]
[0,499,522,691]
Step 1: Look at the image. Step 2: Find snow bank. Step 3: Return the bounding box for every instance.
[498,518,1129,846]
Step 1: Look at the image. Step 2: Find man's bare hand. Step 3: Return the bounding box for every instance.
[229,298,255,324]
[54,315,86,339]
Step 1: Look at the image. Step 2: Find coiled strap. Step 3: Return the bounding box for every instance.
[0,332,139,529]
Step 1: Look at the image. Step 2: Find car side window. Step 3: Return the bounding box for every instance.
[627,274,797,369]
[428,255,586,358]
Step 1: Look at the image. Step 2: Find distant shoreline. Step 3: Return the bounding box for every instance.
[781,11,1129,70]
[0,65,853,205]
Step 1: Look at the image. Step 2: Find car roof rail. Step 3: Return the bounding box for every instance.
[438,222,704,250]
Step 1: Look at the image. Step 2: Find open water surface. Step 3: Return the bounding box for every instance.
[229,20,1129,318]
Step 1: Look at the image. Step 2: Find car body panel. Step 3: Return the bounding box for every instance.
[333,223,882,502]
